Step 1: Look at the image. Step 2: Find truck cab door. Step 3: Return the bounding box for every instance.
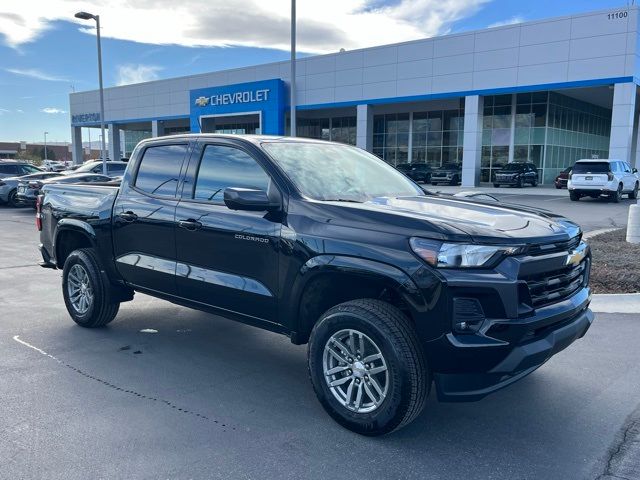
[174,140,282,324]
[112,142,191,294]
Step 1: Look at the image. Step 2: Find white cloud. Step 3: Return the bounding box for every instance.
[0,0,490,54]
[0,108,10,114]
[116,64,162,86]
[41,107,67,114]
[488,15,524,28]
[5,67,68,82]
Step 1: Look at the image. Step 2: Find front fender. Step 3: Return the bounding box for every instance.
[285,254,428,341]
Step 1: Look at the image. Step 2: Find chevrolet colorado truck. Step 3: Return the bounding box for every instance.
[37,134,593,436]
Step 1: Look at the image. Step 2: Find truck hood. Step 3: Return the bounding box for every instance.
[317,195,580,244]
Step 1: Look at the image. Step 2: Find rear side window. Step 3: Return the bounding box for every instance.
[0,164,18,174]
[108,163,126,174]
[135,145,187,196]
[192,145,270,203]
[572,162,610,174]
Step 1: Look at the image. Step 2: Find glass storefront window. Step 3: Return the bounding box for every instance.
[294,116,356,145]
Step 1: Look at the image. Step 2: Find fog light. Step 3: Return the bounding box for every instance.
[453,298,485,333]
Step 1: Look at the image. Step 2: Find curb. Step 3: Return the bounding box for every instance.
[590,293,640,314]
[583,227,622,240]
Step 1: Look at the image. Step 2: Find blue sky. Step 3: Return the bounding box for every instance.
[0,0,629,143]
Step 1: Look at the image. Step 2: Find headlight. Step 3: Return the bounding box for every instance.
[409,238,523,268]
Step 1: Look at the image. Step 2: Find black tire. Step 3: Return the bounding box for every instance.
[7,189,18,208]
[569,191,580,201]
[532,178,538,187]
[449,176,457,186]
[516,177,523,188]
[431,182,438,186]
[611,184,623,203]
[308,299,429,436]
[629,182,639,200]
[62,248,120,328]
[555,184,561,189]
[493,183,500,188]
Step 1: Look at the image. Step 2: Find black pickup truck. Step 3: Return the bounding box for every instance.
[37,134,593,436]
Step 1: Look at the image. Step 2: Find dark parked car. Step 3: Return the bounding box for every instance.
[395,163,432,183]
[0,160,42,179]
[0,172,62,207]
[17,173,112,207]
[38,135,592,436]
[62,160,127,178]
[430,163,462,185]
[493,162,538,187]
[555,167,572,189]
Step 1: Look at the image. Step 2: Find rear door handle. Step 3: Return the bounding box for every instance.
[118,211,138,222]
[178,219,202,231]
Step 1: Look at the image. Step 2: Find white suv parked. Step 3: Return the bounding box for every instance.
[568,159,639,202]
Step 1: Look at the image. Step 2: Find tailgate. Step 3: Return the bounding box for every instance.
[571,173,609,187]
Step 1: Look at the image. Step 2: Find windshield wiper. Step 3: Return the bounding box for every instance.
[322,198,363,203]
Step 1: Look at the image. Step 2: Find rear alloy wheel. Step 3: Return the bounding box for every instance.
[7,189,18,208]
[611,184,623,203]
[629,182,639,200]
[308,299,429,436]
[62,248,120,327]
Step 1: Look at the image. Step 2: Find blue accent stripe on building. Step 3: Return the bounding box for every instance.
[297,76,635,111]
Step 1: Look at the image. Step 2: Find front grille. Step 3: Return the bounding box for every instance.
[527,235,581,256]
[522,259,588,308]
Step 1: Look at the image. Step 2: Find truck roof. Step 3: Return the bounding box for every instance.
[136,133,335,148]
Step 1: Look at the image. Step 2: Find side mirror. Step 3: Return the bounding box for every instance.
[223,187,279,212]
[634,168,638,174]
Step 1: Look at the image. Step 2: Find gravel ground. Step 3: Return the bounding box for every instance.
[588,229,640,294]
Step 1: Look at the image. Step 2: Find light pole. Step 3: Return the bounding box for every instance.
[290,0,296,137]
[75,11,107,175]
[43,131,48,161]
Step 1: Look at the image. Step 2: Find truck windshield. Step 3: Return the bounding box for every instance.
[262,142,423,202]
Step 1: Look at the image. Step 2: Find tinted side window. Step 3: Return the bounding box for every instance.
[0,164,18,174]
[135,145,187,196]
[108,163,126,174]
[192,145,270,203]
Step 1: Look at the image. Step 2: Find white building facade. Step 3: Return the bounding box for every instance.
[70,6,640,185]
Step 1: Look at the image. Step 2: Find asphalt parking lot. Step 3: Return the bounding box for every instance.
[1,202,639,480]
[434,185,635,232]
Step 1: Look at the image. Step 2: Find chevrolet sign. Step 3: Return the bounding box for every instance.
[194,89,270,107]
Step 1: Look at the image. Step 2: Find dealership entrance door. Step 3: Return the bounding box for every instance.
[200,113,261,134]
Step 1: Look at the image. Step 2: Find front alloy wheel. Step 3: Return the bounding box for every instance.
[308,299,429,436]
[323,329,389,413]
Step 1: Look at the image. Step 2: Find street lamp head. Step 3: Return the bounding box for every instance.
[74,11,95,20]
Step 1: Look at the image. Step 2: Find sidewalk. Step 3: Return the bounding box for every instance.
[429,184,565,197]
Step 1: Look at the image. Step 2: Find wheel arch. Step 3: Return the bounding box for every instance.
[54,220,97,268]
[287,255,426,345]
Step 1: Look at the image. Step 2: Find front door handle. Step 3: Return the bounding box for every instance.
[118,211,138,222]
[178,219,203,231]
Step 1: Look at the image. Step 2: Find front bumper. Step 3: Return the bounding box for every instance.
[412,238,592,402]
[15,192,38,206]
[494,176,520,185]
[432,290,592,401]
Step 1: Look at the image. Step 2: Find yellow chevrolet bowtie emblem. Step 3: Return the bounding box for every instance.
[195,96,210,107]
[566,246,586,266]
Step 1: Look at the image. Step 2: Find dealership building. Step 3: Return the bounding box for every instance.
[70,6,640,185]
